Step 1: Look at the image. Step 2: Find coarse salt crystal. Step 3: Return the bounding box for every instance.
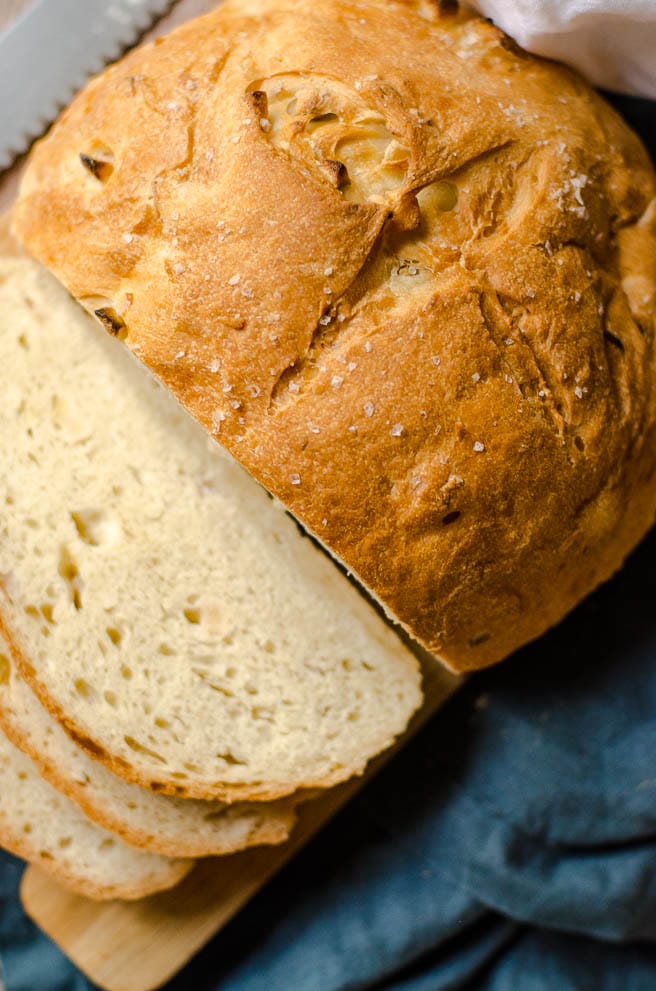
[319,315,332,326]
[504,338,514,346]
[473,440,485,452]
[431,355,441,366]
[504,374,513,384]
[247,384,261,398]
[243,117,252,126]
[260,118,271,131]
[205,149,215,161]
[321,518,328,526]
[230,400,241,410]
[209,358,221,373]
[290,473,301,486]
[229,274,241,285]
[122,233,135,244]
[323,287,332,295]
[223,383,233,393]
[348,361,357,372]
[364,401,375,417]
[211,409,225,430]
[324,265,334,276]
[472,372,481,383]
[574,386,584,398]
[390,423,404,437]
[348,425,357,433]
[308,423,321,434]
[173,262,185,275]
[538,389,546,397]
[364,341,372,353]
[331,375,343,388]
[288,381,300,393]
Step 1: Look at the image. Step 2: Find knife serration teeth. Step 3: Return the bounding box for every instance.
[0,0,173,171]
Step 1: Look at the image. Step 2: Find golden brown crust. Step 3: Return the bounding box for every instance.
[14,0,656,671]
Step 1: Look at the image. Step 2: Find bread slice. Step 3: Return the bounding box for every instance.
[0,721,192,900]
[0,256,422,802]
[0,638,296,858]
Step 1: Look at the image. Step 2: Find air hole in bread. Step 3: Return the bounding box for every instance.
[17,333,29,350]
[263,639,275,654]
[158,643,175,656]
[23,823,32,834]
[57,546,83,610]
[120,664,133,680]
[71,508,119,547]
[154,717,170,729]
[574,435,585,452]
[58,836,72,849]
[106,626,122,646]
[216,750,246,766]
[104,690,117,707]
[100,837,115,850]
[26,518,38,530]
[341,658,354,671]
[74,678,96,702]
[0,654,10,685]
[183,607,201,624]
[124,735,167,764]
[40,602,55,624]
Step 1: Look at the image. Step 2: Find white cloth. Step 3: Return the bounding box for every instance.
[468,0,656,98]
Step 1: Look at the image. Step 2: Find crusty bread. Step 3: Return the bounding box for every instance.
[0,721,192,901]
[0,638,297,858]
[15,0,656,672]
[0,255,421,801]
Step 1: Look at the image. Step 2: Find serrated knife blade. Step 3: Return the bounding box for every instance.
[0,0,174,170]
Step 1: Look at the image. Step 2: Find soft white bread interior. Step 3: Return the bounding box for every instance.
[0,255,422,802]
[0,638,298,858]
[0,718,192,901]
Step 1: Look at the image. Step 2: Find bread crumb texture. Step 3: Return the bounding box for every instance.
[0,257,421,800]
[0,635,299,857]
[14,0,656,672]
[0,709,191,900]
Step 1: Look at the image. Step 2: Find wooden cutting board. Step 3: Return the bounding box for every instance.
[0,4,463,989]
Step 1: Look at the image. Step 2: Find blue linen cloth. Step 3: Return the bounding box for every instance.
[1,92,655,991]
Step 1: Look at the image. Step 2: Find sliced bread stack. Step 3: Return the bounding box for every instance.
[0,254,422,897]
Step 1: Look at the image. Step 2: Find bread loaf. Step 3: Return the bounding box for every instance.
[0,720,192,900]
[0,255,421,801]
[14,0,656,671]
[0,638,297,858]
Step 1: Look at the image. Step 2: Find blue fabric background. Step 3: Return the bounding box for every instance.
[1,92,655,991]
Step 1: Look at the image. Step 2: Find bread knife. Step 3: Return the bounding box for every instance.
[0,0,174,171]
